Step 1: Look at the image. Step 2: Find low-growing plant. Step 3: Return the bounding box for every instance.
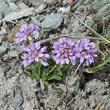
[15,24,98,90]
[88,18,110,71]
[26,61,62,91]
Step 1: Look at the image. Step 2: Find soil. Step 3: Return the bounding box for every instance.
[0,0,110,110]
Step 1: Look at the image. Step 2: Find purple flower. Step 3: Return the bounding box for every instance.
[76,38,97,66]
[52,38,77,65]
[15,24,38,44]
[21,42,49,67]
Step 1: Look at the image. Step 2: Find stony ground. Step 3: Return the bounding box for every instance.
[0,0,110,110]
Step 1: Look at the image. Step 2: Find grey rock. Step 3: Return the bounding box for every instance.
[36,14,45,22]
[71,1,82,12]
[44,0,56,5]
[35,3,46,13]
[83,0,91,5]
[8,51,18,58]
[85,19,94,27]
[0,27,7,36]
[33,31,39,39]
[0,12,3,20]
[28,0,44,8]
[0,35,4,43]
[31,17,41,27]
[58,6,71,13]
[0,46,7,55]
[84,0,110,21]
[13,86,23,107]
[31,15,45,27]
[93,24,98,31]
[0,2,13,16]
[9,2,20,12]
[1,8,35,22]
[92,0,110,11]
[67,75,80,94]
[96,4,110,19]
[42,14,63,31]
[80,15,86,26]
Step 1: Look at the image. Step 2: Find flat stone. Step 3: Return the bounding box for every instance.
[28,0,44,8]
[0,2,13,16]
[31,15,45,27]
[0,12,3,20]
[8,51,18,58]
[44,0,56,5]
[83,0,110,21]
[35,3,46,13]
[42,14,63,31]
[0,46,7,55]
[13,86,23,107]
[1,8,35,22]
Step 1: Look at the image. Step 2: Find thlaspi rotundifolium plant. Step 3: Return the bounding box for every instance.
[15,24,97,90]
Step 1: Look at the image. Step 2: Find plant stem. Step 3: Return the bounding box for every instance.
[38,64,41,79]
[48,64,57,74]
[73,63,82,76]
[62,63,72,72]
[88,56,110,71]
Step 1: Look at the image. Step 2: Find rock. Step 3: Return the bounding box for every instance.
[71,0,82,12]
[96,4,110,20]
[83,0,110,21]
[0,35,4,43]
[1,8,35,22]
[0,2,13,16]
[33,31,39,39]
[31,15,45,27]
[13,86,23,107]
[58,6,71,13]
[9,2,20,12]
[31,17,41,27]
[0,12,3,20]
[36,15,45,22]
[35,3,46,13]
[0,27,7,36]
[7,20,26,42]
[67,75,81,94]
[42,14,63,31]
[8,51,18,58]
[44,0,56,5]
[80,15,86,26]
[85,18,94,27]
[92,0,110,11]
[18,2,29,10]
[27,0,44,8]
[0,46,7,55]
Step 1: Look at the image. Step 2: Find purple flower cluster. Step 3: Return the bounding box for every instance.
[52,38,76,65]
[52,38,97,66]
[21,42,49,67]
[15,24,38,44]
[15,24,97,67]
[75,39,97,65]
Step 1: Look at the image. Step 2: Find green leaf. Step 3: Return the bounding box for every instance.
[62,63,72,72]
[57,71,62,76]
[88,56,110,71]
[48,64,57,75]
[48,75,62,81]
[27,74,36,79]
[43,81,49,91]
[26,66,32,70]
[41,74,47,81]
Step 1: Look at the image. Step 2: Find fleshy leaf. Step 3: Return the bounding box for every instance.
[48,75,62,81]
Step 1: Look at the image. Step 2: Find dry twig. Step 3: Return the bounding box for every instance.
[72,13,110,43]
[73,62,82,76]
[40,35,102,44]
